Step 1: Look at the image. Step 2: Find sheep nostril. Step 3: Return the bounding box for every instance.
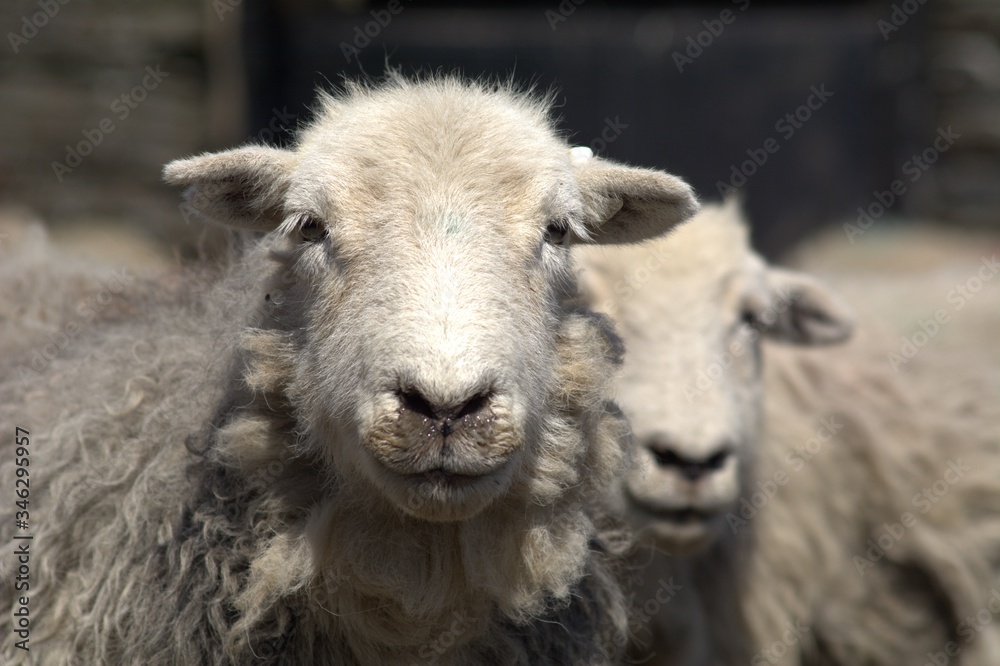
[453,392,491,421]
[651,448,686,469]
[397,389,438,420]
[704,448,733,471]
[397,386,493,435]
[649,445,733,482]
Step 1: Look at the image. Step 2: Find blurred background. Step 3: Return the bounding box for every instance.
[0,0,998,263]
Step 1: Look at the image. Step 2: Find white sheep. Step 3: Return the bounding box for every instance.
[576,199,1000,665]
[0,76,699,665]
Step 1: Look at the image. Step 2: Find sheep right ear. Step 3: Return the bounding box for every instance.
[163,146,296,231]
[572,150,699,245]
[762,268,855,346]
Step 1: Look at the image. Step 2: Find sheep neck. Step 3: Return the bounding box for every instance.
[200,303,628,661]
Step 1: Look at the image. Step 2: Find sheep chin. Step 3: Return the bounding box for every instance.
[634,516,724,557]
[357,439,524,522]
[384,458,521,522]
[626,497,731,556]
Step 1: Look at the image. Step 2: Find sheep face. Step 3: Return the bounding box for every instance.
[165,78,698,523]
[615,255,766,555]
[580,203,853,553]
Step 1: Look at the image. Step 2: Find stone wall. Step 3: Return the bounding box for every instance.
[0,0,240,251]
[931,0,1000,226]
[1,0,995,258]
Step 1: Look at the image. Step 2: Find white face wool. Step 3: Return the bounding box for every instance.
[165,77,700,522]
[576,200,854,554]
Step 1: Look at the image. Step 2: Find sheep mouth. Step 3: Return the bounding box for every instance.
[371,456,519,522]
[395,458,516,494]
[651,507,716,524]
[376,451,515,482]
[628,499,727,554]
[630,499,719,526]
[362,408,524,520]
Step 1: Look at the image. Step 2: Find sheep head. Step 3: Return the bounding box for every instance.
[578,200,854,554]
[165,78,698,523]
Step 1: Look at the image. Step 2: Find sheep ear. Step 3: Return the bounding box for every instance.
[572,153,699,245]
[763,268,855,345]
[163,146,296,231]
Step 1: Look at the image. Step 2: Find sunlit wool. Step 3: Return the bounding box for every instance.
[0,75,699,665]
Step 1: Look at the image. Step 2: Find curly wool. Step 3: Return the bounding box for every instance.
[0,228,632,665]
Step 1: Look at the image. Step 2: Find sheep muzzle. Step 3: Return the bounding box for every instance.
[361,390,525,521]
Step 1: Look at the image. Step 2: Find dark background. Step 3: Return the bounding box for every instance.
[1,0,996,259]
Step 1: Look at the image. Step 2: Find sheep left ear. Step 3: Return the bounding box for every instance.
[163,146,297,231]
[572,151,699,245]
[763,268,855,346]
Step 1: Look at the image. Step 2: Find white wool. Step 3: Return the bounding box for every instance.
[578,201,1000,665]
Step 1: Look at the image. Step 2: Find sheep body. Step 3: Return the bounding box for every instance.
[577,202,1000,665]
[0,77,700,665]
[0,204,627,666]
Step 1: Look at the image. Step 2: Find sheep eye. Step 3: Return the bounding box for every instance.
[740,309,761,329]
[544,219,569,246]
[299,217,326,243]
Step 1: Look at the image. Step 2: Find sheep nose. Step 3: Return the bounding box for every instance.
[397,386,492,436]
[648,441,733,482]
